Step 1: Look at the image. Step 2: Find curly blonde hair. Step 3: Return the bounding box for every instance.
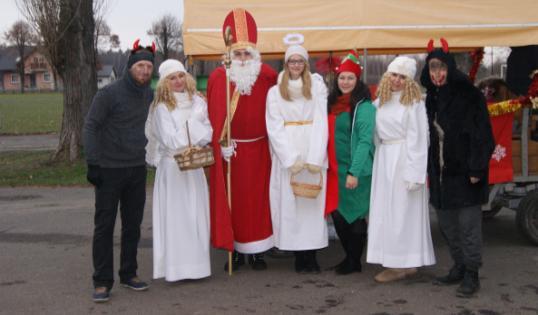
[376,72,422,106]
[151,72,198,111]
[279,59,312,101]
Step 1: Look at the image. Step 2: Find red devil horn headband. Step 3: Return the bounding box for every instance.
[427,39,434,52]
[440,38,449,53]
[427,38,449,53]
[133,39,140,51]
[131,39,156,54]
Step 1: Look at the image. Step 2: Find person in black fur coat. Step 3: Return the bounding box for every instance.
[420,43,494,297]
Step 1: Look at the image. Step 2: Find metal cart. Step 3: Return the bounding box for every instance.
[483,107,538,245]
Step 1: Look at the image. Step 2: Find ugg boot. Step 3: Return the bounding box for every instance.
[434,264,465,285]
[374,268,417,283]
[456,270,480,297]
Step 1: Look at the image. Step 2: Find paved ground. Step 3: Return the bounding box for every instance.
[0,134,58,152]
[0,187,537,315]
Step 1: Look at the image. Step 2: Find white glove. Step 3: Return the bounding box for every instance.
[289,160,305,174]
[405,181,421,191]
[306,164,322,174]
[221,142,236,162]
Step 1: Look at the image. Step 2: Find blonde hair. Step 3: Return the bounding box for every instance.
[279,59,312,101]
[377,72,422,107]
[151,72,198,111]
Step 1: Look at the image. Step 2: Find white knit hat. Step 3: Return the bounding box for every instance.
[158,59,186,79]
[283,33,308,62]
[387,56,417,79]
[285,45,308,63]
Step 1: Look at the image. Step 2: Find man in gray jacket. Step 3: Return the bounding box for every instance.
[83,41,154,303]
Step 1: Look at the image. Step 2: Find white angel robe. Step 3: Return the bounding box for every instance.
[266,73,329,251]
[146,92,213,281]
[367,92,436,268]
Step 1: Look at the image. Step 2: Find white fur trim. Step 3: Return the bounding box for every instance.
[387,56,417,79]
[234,235,274,254]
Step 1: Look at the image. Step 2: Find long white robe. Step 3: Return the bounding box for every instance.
[266,73,329,251]
[146,93,213,281]
[367,92,436,268]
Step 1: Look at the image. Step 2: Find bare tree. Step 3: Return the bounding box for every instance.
[94,20,110,51]
[18,0,97,162]
[4,20,37,93]
[109,33,120,49]
[147,14,182,59]
[93,0,113,52]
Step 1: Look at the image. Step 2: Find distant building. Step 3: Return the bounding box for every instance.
[0,47,61,92]
[97,65,117,89]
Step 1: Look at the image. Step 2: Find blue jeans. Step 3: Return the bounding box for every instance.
[92,166,146,289]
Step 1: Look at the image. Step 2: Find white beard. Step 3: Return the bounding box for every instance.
[230,57,261,95]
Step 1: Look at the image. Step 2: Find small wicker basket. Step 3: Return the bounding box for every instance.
[290,171,323,199]
[174,121,215,171]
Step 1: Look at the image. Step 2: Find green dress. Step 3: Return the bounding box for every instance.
[327,99,376,223]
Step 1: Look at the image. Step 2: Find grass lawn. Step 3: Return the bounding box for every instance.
[0,92,63,135]
[0,150,155,187]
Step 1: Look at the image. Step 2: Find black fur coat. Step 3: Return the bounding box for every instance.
[421,51,495,210]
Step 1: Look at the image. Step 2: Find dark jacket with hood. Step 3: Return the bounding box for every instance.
[83,69,154,168]
[420,49,495,210]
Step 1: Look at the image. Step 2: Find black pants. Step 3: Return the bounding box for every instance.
[436,205,482,271]
[92,166,146,289]
[331,211,367,267]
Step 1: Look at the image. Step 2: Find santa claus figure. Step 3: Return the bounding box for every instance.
[207,8,277,271]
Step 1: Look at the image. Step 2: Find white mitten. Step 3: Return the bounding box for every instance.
[289,160,305,174]
[220,142,236,162]
[406,181,421,191]
[306,164,322,174]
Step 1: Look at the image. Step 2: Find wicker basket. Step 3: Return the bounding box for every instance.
[290,171,323,199]
[174,121,215,171]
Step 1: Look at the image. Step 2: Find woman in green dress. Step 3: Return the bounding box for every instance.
[326,50,376,275]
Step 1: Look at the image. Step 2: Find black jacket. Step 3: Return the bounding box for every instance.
[421,51,495,210]
[83,70,153,168]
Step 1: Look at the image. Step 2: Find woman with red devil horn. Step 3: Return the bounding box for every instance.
[420,39,495,298]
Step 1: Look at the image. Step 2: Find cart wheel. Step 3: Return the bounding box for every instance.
[516,190,538,246]
[483,201,503,220]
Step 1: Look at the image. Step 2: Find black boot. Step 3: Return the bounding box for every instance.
[456,270,480,297]
[335,219,365,275]
[294,251,306,273]
[434,264,465,285]
[335,257,354,275]
[331,213,363,275]
[248,253,268,270]
[223,251,245,272]
[304,250,320,274]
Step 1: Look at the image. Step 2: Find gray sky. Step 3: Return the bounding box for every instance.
[0,0,184,50]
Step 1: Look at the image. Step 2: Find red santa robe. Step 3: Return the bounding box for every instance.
[207,64,277,253]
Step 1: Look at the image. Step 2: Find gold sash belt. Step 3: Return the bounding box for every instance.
[284,120,313,126]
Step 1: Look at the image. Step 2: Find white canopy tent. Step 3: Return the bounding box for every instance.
[183,0,538,59]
